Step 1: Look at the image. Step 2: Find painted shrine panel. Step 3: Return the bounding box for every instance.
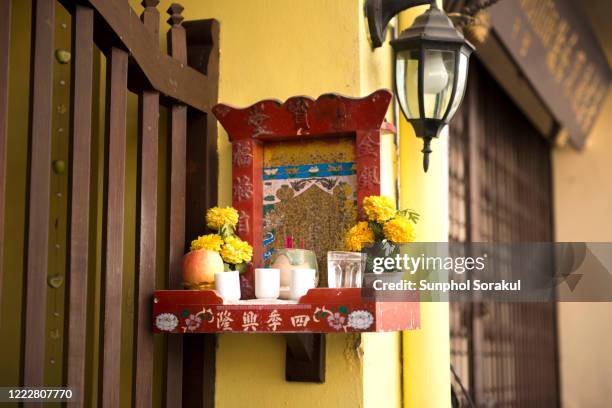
[262,137,358,277]
[213,90,392,288]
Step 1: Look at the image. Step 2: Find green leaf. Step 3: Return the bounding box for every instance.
[223,263,231,272]
[235,263,247,274]
[398,208,420,224]
[219,224,231,239]
[181,309,189,317]
[339,306,348,315]
[368,221,384,241]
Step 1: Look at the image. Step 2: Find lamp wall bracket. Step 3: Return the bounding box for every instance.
[365,0,433,48]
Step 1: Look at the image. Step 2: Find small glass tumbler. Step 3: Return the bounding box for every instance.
[327,251,366,288]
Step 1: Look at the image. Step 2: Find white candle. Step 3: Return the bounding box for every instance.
[255,268,281,300]
[214,271,241,301]
[289,268,316,300]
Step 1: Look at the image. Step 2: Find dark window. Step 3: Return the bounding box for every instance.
[449,60,560,407]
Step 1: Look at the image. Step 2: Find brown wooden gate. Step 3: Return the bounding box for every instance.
[0,0,219,406]
[449,60,560,407]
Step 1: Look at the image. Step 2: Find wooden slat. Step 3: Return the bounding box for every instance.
[133,2,160,407]
[0,0,12,316]
[99,46,128,408]
[166,5,187,406]
[23,0,55,390]
[183,18,219,247]
[66,6,94,407]
[466,67,484,404]
[183,19,220,408]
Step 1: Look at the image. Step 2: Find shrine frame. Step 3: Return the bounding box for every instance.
[213,89,393,271]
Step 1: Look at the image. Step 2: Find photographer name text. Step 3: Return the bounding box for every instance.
[372,279,521,292]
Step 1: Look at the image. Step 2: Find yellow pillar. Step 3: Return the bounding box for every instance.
[399,2,452,407]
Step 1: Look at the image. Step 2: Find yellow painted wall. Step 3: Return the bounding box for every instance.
[399,113,451,408]
[0,0,407,406]
[553,89,612,408]
[144,1,402,407]
[398,1,452,407]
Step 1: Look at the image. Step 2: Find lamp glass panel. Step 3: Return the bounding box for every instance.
[396,50,420,119]
[423,50,455,119]
[447,52,469,120]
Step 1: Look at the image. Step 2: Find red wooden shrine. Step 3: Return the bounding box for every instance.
[152,90,420,338]
[153,90,419,382]
[212,90,392,272]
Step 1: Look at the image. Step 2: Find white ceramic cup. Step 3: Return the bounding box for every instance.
[214,271,241,301]
[289,268,316,300]
[255,268,280,299]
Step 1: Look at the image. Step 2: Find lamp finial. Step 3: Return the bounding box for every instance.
[422,138,432,172]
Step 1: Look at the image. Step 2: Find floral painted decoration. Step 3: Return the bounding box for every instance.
[327,312,346,330]
[348,310,374,330]
[185,314,202,332]
[155,313,179,332]
[344,195,419,251]
[190,206,253,272]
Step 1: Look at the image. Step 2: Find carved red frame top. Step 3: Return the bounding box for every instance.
[212,90,392,275]
[213,90,392,140]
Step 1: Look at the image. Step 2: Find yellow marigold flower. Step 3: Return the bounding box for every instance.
[206,206,239,230]
[190,234,224,252]
[345,221,375,252]
[363,195,396,223]
[220,237,253,265]
[383,216,416,243]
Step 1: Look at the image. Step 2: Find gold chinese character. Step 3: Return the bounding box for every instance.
[242,311,259,331]
[290,315,310,328]
[216,310,233,331]
[266,310,283,331]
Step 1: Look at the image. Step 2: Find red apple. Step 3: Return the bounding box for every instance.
[182,249,224,288]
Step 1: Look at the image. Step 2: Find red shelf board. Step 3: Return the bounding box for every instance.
[153,288,419,334]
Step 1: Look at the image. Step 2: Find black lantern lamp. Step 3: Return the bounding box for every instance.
[366,0,474,171]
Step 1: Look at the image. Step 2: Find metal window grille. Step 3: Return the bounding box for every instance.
[449,60,560,407]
